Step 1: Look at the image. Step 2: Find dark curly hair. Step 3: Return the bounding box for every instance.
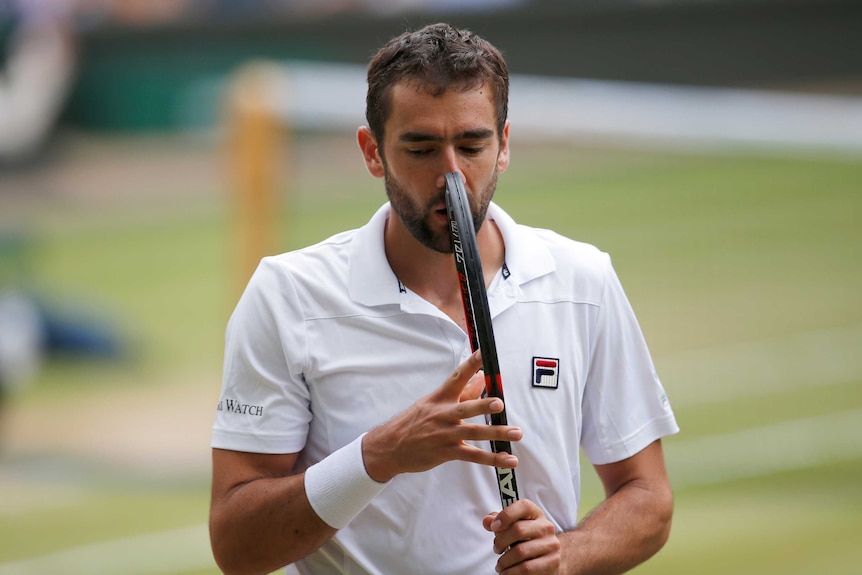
[365,23,509,145]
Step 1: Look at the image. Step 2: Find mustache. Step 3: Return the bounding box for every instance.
[427,192,446,210]
[431,185,480,215]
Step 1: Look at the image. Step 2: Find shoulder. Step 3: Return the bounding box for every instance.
[258,230,356,285]
[252,203,391,295]
[507,219,613,305]
[491,203,612,287]
[531,226,610,270]
[236,229,359,321]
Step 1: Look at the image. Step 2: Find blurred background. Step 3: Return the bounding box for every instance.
[1,1,860,574]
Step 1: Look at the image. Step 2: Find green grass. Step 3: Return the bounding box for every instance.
[642,484,862,575]
[675,378,862,438]
[1,486,208,560]
[1,136,860,574]
[29,212,231,371]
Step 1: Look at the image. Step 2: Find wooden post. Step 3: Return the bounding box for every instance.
[225,62,287,299]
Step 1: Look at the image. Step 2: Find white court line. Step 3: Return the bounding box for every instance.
[666,408,862,489]
[508,74,862,153]
[656,323,862,408]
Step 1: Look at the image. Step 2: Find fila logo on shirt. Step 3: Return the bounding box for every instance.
[532,357,560,389]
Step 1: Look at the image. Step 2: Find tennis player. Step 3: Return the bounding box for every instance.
[210,23,679,575]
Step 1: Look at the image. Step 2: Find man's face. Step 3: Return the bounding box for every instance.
[372,81,510,253]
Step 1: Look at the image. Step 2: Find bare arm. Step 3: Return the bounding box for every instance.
[210,351,522,575]
[209,450,333,575]
[484,439,673,575]
[560,439,674,574]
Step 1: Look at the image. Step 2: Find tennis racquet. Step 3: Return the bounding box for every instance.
[444,172,520,508]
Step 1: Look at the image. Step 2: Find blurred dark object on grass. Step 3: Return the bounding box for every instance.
[0,228,128,409]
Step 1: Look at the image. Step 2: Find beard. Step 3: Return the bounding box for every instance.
[384,167,498,254]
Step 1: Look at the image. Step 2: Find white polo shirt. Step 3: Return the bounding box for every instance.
[212,202,678,575]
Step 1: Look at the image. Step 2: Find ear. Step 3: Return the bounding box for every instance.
[357,126,385,178]
[496,121,511,174]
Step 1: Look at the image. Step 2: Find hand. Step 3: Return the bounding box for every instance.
[483,499,562,574]
[363,351,522,482]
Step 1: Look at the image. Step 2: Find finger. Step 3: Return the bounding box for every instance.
[496,540,561,575]
[452,442,519,469]
[433,350,483,400]
[491,504,557,556]
[488,499,543,533]
[459,369,485,402]
[483,512,499,532]
[454,394,505,420]
[454,421,522,445]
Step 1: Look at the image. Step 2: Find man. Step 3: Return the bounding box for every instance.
[210,23,678,575]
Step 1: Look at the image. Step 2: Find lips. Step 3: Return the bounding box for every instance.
[431,204,450,229]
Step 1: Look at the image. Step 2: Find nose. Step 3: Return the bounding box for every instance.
[435,171,464,190]
[435,147,464,189]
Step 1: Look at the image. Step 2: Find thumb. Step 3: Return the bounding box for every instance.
[482,512,499,532]
[434,350,482,401]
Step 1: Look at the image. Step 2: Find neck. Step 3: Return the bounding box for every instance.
[384,213,504,314]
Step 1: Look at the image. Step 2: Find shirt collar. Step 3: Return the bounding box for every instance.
[348,202,555,307]
[486,202,556,287]
[348,203,400,307]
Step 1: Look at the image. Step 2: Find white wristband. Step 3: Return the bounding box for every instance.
[304,433,388,529]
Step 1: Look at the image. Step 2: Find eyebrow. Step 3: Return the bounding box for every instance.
[398,128,495,143]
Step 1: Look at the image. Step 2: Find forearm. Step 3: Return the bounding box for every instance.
[558,480,673,575]
[210,472,335,575]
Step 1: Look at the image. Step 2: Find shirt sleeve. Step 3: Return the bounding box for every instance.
[211,256,312,454]
[580,254,679,465]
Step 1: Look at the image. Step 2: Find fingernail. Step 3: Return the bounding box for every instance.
[489,399,503,411]
[507,428,522,440]
[504,456,518,467]
[490,519,502,531]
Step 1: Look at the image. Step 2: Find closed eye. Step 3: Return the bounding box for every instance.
[407,148,434,156]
